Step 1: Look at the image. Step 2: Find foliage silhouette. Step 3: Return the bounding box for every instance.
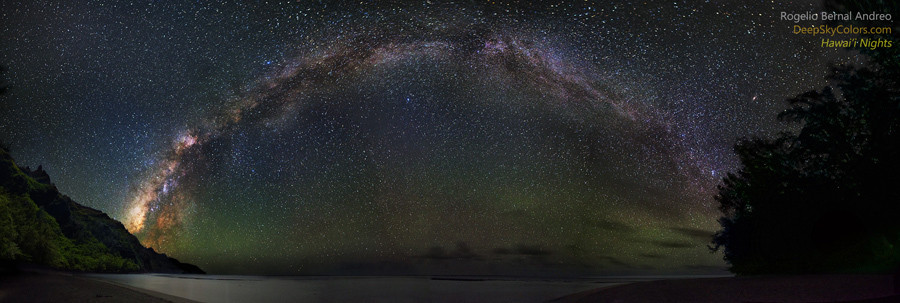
[0,142,203,273]
[711,0,899,274]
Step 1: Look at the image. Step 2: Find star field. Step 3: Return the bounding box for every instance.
[0,1,860,275]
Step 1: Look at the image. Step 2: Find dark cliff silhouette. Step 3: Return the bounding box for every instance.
[0,145,203,274]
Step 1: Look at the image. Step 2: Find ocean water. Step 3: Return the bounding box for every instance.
[84,274,643,303]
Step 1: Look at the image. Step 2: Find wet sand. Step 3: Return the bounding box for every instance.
[86,274,609,303]
[5,271,897,303]
[0,271,197,303]
[552,275,899,303]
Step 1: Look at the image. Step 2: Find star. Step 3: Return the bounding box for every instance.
[0,0,859,275]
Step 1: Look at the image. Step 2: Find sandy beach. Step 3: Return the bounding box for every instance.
[85,274,609,303]
[2,270,608,303]
[4,272,899,303]
[552,275,899,303]
[0,271,198,303]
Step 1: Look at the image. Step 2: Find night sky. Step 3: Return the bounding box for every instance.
[0,1,860,275]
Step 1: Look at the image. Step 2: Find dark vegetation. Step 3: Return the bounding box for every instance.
[711,0,899,274]
[0,61,202,274]
[0,146,203,273]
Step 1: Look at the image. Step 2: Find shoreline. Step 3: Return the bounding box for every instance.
[0,271,197,303]
[551,275,899,303]
[5,270,898,303]
[86,275,202,303]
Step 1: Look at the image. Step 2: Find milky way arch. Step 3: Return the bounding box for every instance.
[123,27,711,253]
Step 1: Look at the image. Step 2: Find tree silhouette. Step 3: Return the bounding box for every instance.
[711,1,899,274]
